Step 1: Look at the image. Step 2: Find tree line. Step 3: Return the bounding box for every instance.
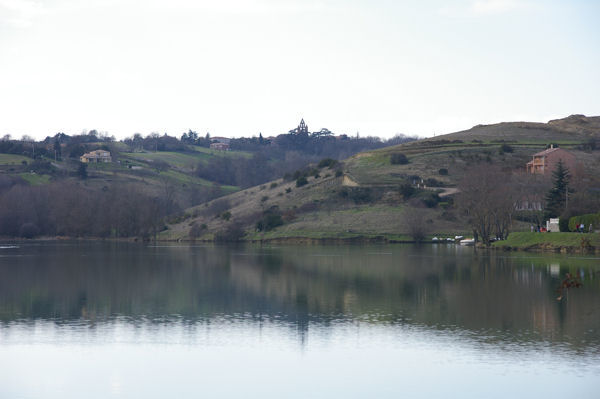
[0,180,173,239]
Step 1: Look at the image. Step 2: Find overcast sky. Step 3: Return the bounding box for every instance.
[1,0,599,140]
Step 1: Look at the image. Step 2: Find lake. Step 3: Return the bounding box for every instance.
[1,242,599,398]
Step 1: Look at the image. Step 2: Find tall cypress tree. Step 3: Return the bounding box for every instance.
[544,160,570,219]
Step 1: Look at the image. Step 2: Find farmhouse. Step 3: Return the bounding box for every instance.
[80,150,111,163]
[210,142,230,151]
[209,137,231,150]
[526,146,576,175]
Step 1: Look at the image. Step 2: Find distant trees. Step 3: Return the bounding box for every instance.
[181,130,210,147]
[195,153,276,188]
[0,182,174,239]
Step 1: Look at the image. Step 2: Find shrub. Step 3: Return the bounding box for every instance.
[318,158,338,168]
[438,168,448,175]
[189,222,205,239]
[285,187,292,193]
[499,144,514,154]
[390,153,409,165]
[296,176,308,187]
[335,170,343,177]
[568,213,600,232]
[270,182,278,189]
[399,183,415,199]
[424,178,444,187]
[255,206,284,232]
[339,187,382,204]
[261,196,269,203]
[221,211,231,221]
[214,223,245,242]
[416,192,441,208]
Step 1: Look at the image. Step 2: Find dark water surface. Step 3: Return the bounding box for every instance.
[1,242,599,398]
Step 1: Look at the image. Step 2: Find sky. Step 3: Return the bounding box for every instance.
[0,0,599,140]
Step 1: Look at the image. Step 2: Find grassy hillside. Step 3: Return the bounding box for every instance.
[165,115,600,242]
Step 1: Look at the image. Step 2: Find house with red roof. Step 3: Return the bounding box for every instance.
[526,146,576,175]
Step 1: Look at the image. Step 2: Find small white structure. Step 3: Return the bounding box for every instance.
[546,218,560,233]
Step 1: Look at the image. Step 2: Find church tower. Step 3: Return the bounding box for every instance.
[297,119,308,134]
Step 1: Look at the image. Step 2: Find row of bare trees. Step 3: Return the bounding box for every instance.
[0,182,170,238]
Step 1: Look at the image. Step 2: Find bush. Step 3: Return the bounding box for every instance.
[255,206,284,232]
[318,158,339,168]
[270,182,278,189]
[338,187,382,204]
[499,144,514,154]
[568,213,600,232]
[261,196,269,203]
[424,178,444,187]
[285,187,292,193]
[398,183,415,199]
[417,192,441,208]
[335,170,343,177]
[390,153,409,165]
[221,211,231,221]
[438,168,448,175]
[296,176,308,187]
[189,222,205,239]
[77,162,88,179]
[215,223,245,242]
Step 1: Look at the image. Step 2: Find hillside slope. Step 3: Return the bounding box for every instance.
[165,115,600,241]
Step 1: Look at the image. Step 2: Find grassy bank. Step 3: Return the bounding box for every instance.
[494,232,600,252]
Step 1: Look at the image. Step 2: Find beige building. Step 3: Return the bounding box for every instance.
[80,150,112,163]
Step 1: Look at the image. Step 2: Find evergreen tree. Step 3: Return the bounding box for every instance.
[53,138,62,161]
[544,160,570,219]
[77,162,88,180]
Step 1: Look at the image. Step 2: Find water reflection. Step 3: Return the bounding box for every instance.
[1,242,599,351]
[1,242,600,398]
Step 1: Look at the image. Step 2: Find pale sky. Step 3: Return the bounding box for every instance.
[1,0,599,140]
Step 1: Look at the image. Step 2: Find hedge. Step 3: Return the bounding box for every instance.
[568,213,600,232]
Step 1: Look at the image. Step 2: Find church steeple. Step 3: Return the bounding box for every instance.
[297,118,308,134]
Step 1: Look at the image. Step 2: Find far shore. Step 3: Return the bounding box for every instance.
[2,231,599,253]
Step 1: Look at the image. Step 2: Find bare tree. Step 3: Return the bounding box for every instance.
[402,208,430,242]
[458,165,517,245]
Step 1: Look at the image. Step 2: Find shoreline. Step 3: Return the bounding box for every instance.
[2,232,599,253]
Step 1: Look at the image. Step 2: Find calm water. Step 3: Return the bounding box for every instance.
[1,242,599,398]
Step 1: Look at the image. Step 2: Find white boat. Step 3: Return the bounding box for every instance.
[459,238,475,246]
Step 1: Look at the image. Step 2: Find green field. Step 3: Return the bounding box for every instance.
[0,154,30,165]
[18,173,52,185]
